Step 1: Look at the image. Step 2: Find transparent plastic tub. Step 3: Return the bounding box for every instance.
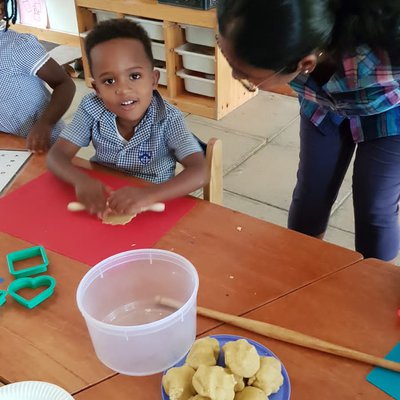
[76,249,199,376]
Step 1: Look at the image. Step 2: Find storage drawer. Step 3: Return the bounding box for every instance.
[90,9,118,23]
[177,69,215,97]
[181,25,215,47]
[175,43,215,74]
[125,16,164,41]
[152,41,166,62]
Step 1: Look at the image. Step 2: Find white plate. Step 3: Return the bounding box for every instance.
[0,381,74,400]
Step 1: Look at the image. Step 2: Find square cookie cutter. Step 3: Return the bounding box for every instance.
[7,246,48,278]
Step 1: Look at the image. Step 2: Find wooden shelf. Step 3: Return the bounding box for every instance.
[75,0,256,120]
[13,23,80,46]
[75,0,216,28]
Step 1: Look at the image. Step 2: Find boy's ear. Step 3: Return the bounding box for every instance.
[91,80,100,95]
[152,69,160,89]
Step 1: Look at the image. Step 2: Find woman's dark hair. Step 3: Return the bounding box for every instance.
[217,0,400,71]
[3,0,18,30]
[85,18,154,72]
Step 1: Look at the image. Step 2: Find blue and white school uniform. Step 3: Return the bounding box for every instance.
[0,29,65,141]
[60,91,202,183]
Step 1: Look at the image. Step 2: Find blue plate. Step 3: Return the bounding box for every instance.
[161,334,291,400]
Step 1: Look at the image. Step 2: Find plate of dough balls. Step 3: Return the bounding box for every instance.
[161,334,290,400]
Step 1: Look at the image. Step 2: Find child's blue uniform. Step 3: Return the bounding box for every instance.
[0,29,65,141]
[60,91,202,184]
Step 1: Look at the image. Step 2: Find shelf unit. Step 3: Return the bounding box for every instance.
[74,0,256,120]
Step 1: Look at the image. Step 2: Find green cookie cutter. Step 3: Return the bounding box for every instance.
[7,246,48,278]
[0,290,7,306]
[8,276,56,309]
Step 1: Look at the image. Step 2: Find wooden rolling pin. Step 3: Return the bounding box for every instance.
[158,297,400,373]
[67,201,165,213]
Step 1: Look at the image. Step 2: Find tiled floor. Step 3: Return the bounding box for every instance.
[64,79,374,258]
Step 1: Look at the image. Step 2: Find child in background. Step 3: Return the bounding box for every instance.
[47,19,208,217]
[0,0,76,152]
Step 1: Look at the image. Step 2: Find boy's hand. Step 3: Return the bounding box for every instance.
[107,186,156,215]
[27,122,52,153]
[75,176,110,217]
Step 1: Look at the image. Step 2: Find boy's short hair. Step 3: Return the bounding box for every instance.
[85,18,155,71]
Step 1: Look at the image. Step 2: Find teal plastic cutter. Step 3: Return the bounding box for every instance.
[7,246,48,278]
[7,276,56,309]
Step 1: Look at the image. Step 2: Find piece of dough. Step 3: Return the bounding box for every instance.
[248,356,284,396]
[234,386,266,400]
[192,365,236,400]
[101,213,136,225]
[222,339,260,378]
[185,337,220,369]
[189,396,211,400]
[162,365,196,400]
[225,368,245,392]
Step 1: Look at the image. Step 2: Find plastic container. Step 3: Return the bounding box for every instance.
[175,43,215,74]
[177,69,215,97]
[181,24,215,47]
[76,249,199,376]
[152,41,166,61]
[90,9,118,23]
[125,16,164,41]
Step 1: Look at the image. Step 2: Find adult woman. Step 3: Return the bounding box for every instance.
[217,0,400,261]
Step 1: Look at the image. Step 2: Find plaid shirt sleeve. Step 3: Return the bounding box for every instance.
[60,94,97,147]
[13,33,50,75]
[164,106,202,161]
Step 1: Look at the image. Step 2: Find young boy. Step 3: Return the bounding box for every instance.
[47,19,208,217]
[0,0,76,152]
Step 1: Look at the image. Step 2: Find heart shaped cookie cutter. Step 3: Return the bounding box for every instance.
[8,275,56,309]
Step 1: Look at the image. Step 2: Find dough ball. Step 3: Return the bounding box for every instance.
[189,396,211,400]
[225,368,245,392]
[186,337,220,369]
[234,386,266,400]
[248,356,284,396]
[192,365,236,400]
[223,339,260,378]
[162,365,196,400]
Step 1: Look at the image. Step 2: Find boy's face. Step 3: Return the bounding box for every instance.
[90,38,159,128]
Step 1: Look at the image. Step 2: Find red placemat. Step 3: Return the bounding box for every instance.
[0,170,197,265]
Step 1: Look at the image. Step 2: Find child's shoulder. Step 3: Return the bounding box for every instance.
[79,92,108,118]
[3,29,41,48]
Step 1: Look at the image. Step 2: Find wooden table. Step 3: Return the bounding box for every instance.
[74,258,400,400]
[0,133,363,395]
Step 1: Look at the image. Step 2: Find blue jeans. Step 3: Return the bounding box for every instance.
[288,114,400,261]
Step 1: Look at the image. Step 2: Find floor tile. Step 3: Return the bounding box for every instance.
[185,118,266,174]
[224,141,299,210]
[223,191,288,227]
[329,195,355,233]
[187,91,300,139]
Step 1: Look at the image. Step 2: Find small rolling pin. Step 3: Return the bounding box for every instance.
[158,297,400,373]
[67,201,165,213]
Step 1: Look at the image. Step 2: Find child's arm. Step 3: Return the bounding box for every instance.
[27,58,76,153]
[107,151,208,215]
[47,138,109,215]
